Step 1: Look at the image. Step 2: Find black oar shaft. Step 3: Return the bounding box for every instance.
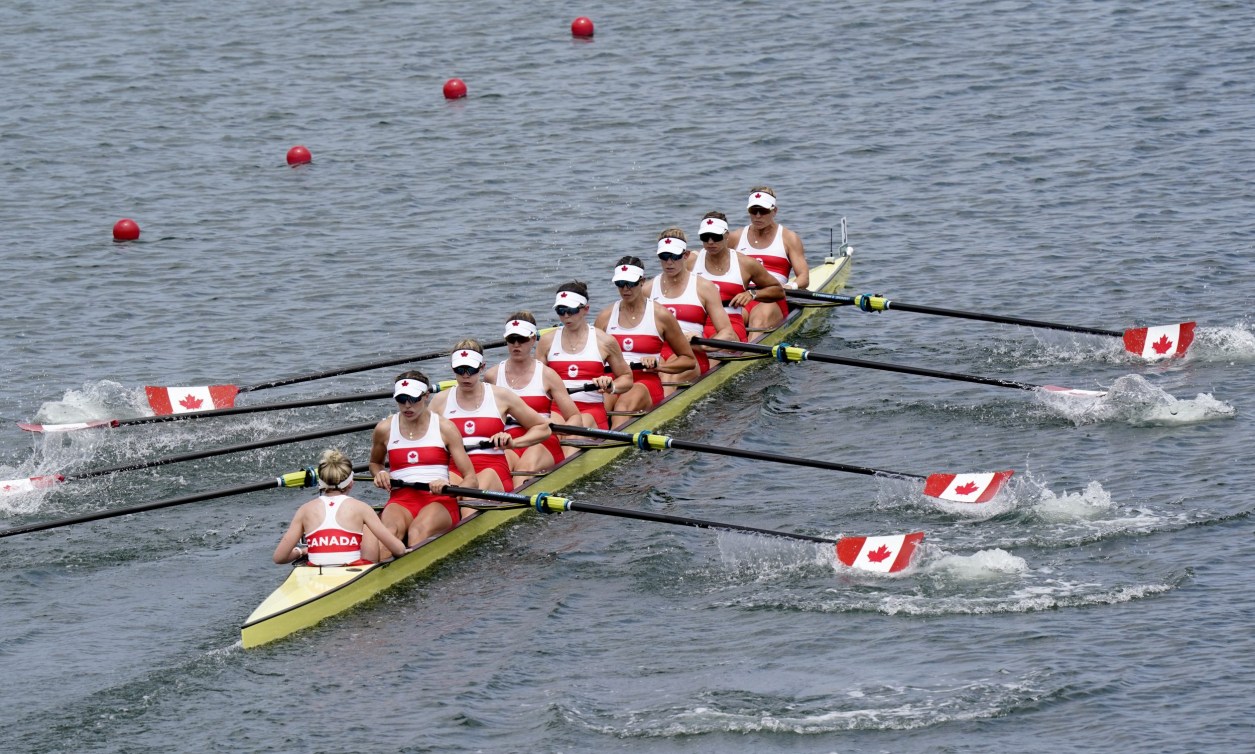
[690,338,1041,392]
[117,390,392,427]
[67,422,376,482]
[239,340,508,392]
[786,290,1123,338]
[549,424,923,481]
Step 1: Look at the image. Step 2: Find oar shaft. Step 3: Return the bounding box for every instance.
[239,340,508,392]
[786,290,1123,338]
[549,424,924,481]
[117,390,392,427]
[690,338,1041,392]
[68,422,376,482]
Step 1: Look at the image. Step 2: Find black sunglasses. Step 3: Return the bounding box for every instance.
[505,334,532,345]
[452,365,480,376]
[657,252,684,262]
[614,279,641,289]
[748,206,772,216]
[395,394,425,405]
[555,305,584,316]
[699,233,725,243]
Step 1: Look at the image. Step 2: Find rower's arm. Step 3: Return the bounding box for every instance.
[600,333,635,395]
[743,257,785,303]
[654,308,697,374]
[497,387,551,448]
[783,228,809,289]
[696,278,737,346]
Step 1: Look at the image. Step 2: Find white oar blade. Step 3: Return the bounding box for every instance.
[145,385,240,415]
[923,470,1014,503]
[17,420,116,433]
[1122,322,1195,359]
[1040,385,1108,398]
[0,475,65,496]
[835,532,924,573]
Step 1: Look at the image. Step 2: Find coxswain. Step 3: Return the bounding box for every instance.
[725,187,808,330]
[429,340,550,494]
[273,449,407,566]
[484,312,584,484]
[595,256,696,420]
[644,228,736,394]
[362,371,478,561]
[690,211,785,340]
[538,281,633,430]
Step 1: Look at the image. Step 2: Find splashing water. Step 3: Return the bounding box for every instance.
[1034,374,1234,426]
[1187,324,1255,363]
[922,548,1029,581]
[30,380,151,425]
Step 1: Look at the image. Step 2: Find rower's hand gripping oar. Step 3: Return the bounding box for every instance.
[142,339,510,415]
[784,290,1195,359]
[689,338,1109,398]
[390,480,923,573]
[549,424,1013,504]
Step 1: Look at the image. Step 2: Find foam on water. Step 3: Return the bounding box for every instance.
[923,548,1029,581]
[1033,373,1235,426]
[30,380,151,425]
[1186,324,1255,363]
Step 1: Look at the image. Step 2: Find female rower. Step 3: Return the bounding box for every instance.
[363,371,478,561]
[538,281,633,430]
[429,340,551,494]
[273,449,407,566]
[595,256,696,419]
[484,312,583,482]
[644,228,736,393]
[690,211,785,341]
[725,187,808,330]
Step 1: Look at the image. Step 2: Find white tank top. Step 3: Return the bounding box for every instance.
[387,412,449,484]
[441,386,507,456]
[605,301,664,363]
[693,249,748,316]
[306,494,364,566]
[734,224,790,284]
[649,273,706,335]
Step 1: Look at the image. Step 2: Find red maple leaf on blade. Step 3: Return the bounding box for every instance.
[865,544,893,563]
[1151,334,1174,355]
[179,394,204,410]
[954,481,980,496]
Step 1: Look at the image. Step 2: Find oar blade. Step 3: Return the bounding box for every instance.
[0,475,65,496]
[1122,322,1195,359]
[145,385,241,415]
[1040,385,1108,398]
[922,470,1014,503]
[17,419,116,433]
[835,531,924,573]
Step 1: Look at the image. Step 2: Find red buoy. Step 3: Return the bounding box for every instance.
[286,145,312,165]
[571,16,594,38]
[443,78,468,100]
[112,218,140,242]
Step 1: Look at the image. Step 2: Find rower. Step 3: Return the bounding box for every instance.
[272,449,407,566]
[430,340,551,494]
[644,228,737,394]
[725,187,808,330]
[484,313,583,484]
[690,211,784,341]
[363,371,478,561]
[538,281,633,430]
[595,256,696,421]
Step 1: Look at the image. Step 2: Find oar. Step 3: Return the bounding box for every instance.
[0,421,375,496]
[690,338,1108,398]
[0,463,369,539]
[549,424,1013,503]
[785,290,1195,359]
[18,380,456,433]
[142,340,508,415]
[393,480,923,573]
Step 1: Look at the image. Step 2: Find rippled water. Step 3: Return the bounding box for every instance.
[2,1,1254,752]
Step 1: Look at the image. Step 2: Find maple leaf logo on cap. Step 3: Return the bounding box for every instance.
[560,292,568,297]
[705,219,713,225]
[511,320,520,326]
[621,266,628,271]
[754,193,762,198]
[401,380,409,387]
[460,351,469,357]
[664,238,672,244]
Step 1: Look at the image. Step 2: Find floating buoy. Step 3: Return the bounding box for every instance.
[286,145,312,165]
[443,78,468,100]
[571,16,594,38]
[112,218,140,242]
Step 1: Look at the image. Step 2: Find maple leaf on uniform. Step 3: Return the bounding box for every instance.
[179,394,204,410]
[1151,334,1174,354]
[954,481,979,496]
[866,544,892,562]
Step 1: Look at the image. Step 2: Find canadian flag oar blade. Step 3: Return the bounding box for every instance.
[145,385,241,415]
[1122,322,1195,359]
[0,475,65,496]
[922,471,1014,503]
[835,532,924,573]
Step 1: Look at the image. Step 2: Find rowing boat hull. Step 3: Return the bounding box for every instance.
[241,249,853,648]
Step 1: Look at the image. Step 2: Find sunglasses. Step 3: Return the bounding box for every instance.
[505,334,532,345]
[395,394,425,405]
[748,206,772,216]
[699,233,724,243]
[452,365,480,376]
[614,279,641,289]
[554,305,584,316]
[657,252,684,262]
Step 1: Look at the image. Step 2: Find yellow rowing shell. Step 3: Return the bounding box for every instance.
[241,249,853,648]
